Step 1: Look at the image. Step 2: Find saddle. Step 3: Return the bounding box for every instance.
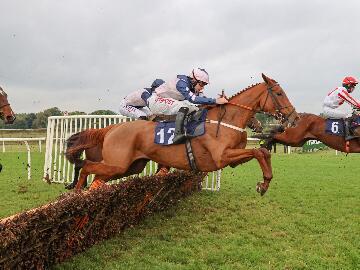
[153,109,208,146]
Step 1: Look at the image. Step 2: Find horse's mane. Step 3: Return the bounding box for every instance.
[201,82,262,110]
[228,83,262,100]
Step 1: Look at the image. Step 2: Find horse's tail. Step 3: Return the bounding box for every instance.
[65,125,115,166]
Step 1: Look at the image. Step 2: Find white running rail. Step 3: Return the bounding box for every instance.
[0,137,46,180]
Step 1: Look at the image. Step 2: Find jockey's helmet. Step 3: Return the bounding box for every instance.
[342,76,359,91]
[190,68,209,85]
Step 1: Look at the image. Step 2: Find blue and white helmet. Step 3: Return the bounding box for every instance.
[190,68,209,84]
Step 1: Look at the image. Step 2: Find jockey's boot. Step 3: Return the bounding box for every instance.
[344,117,356,141]
[173,107,189,144]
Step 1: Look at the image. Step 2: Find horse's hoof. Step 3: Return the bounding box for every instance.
[256,182,267,196]
[89,179,105,190]
[156,167,169,176]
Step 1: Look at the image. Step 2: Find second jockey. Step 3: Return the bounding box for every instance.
[119,79,165,120]
[323,76,359,138]
[147,68,228,144]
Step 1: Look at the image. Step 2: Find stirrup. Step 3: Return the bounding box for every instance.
[173,133,187,144]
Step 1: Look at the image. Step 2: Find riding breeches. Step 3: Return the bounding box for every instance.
[119,99,152,119]
[323,106,349,119]
[147,94,199,115]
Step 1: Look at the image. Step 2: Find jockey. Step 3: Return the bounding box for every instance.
[119,79,165,120]
[148,68,228,144]
[323,76,360,118]
[323,76,359,138]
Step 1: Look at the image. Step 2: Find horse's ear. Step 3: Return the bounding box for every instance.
[262,73,271,85]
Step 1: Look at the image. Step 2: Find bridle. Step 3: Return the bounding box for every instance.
[228,83,296,125]
[0,102,10,110]
[0,95,14,120]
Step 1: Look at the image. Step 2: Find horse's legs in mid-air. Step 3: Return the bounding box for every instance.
[76,162,125,190]
[76,159,148,190]
[65,165,87,190]
[222,148,273,195]
[256,148,272,193]
[270,125,311,147]
[155,164,171,176]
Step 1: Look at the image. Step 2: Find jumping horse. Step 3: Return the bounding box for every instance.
[66,74,299,195]
[65,116,263,190]
[261,113,360,153]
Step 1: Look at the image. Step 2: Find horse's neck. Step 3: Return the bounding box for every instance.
[208,93,259,128]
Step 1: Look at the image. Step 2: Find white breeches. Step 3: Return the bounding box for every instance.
[147,94,199,115]
[119,99,151,119]
[323,106,349,119]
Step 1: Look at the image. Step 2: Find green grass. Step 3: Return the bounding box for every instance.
[0,151,359,269]
[0,152,65,218]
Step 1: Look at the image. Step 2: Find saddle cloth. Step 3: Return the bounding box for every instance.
[325,116,360,137]
[154,109,208,145]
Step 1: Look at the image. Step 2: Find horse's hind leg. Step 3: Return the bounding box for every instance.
[88,159,149,190]
[76,159,135,191]
[75,168,90,190]
[66,165,88,190]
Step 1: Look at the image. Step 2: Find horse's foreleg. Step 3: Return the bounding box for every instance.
[256,148,272,195]
[224,148,272,195]
[272,128,309,147]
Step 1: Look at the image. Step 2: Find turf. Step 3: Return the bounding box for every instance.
[0,151,359,269]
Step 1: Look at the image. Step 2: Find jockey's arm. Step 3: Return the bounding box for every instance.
[338,89,360,109]
[176,80,216,105]
[140,89,151,103]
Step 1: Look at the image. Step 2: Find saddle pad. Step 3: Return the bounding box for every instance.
[154,109,207,145]
[325,118,345,136]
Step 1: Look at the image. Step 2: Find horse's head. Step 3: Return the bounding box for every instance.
[258,74,299,127]
[0,87,16,124]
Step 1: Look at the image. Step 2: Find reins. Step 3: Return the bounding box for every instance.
[215,90,227,137]
[209,83,296,134]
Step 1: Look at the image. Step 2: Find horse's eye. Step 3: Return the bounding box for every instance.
[276,92,282,96]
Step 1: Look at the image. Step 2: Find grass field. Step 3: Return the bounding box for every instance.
[0,151,359,269]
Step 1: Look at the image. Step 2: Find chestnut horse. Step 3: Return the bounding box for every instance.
[66,74,299,195]
[0,87,16,124]
[65,116,263,190]
[0,86,16,172]
[262,113,360,153]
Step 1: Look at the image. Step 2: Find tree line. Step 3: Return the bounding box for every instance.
[0,107,116,129]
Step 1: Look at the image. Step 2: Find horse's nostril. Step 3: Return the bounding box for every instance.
[6,115,15,123]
